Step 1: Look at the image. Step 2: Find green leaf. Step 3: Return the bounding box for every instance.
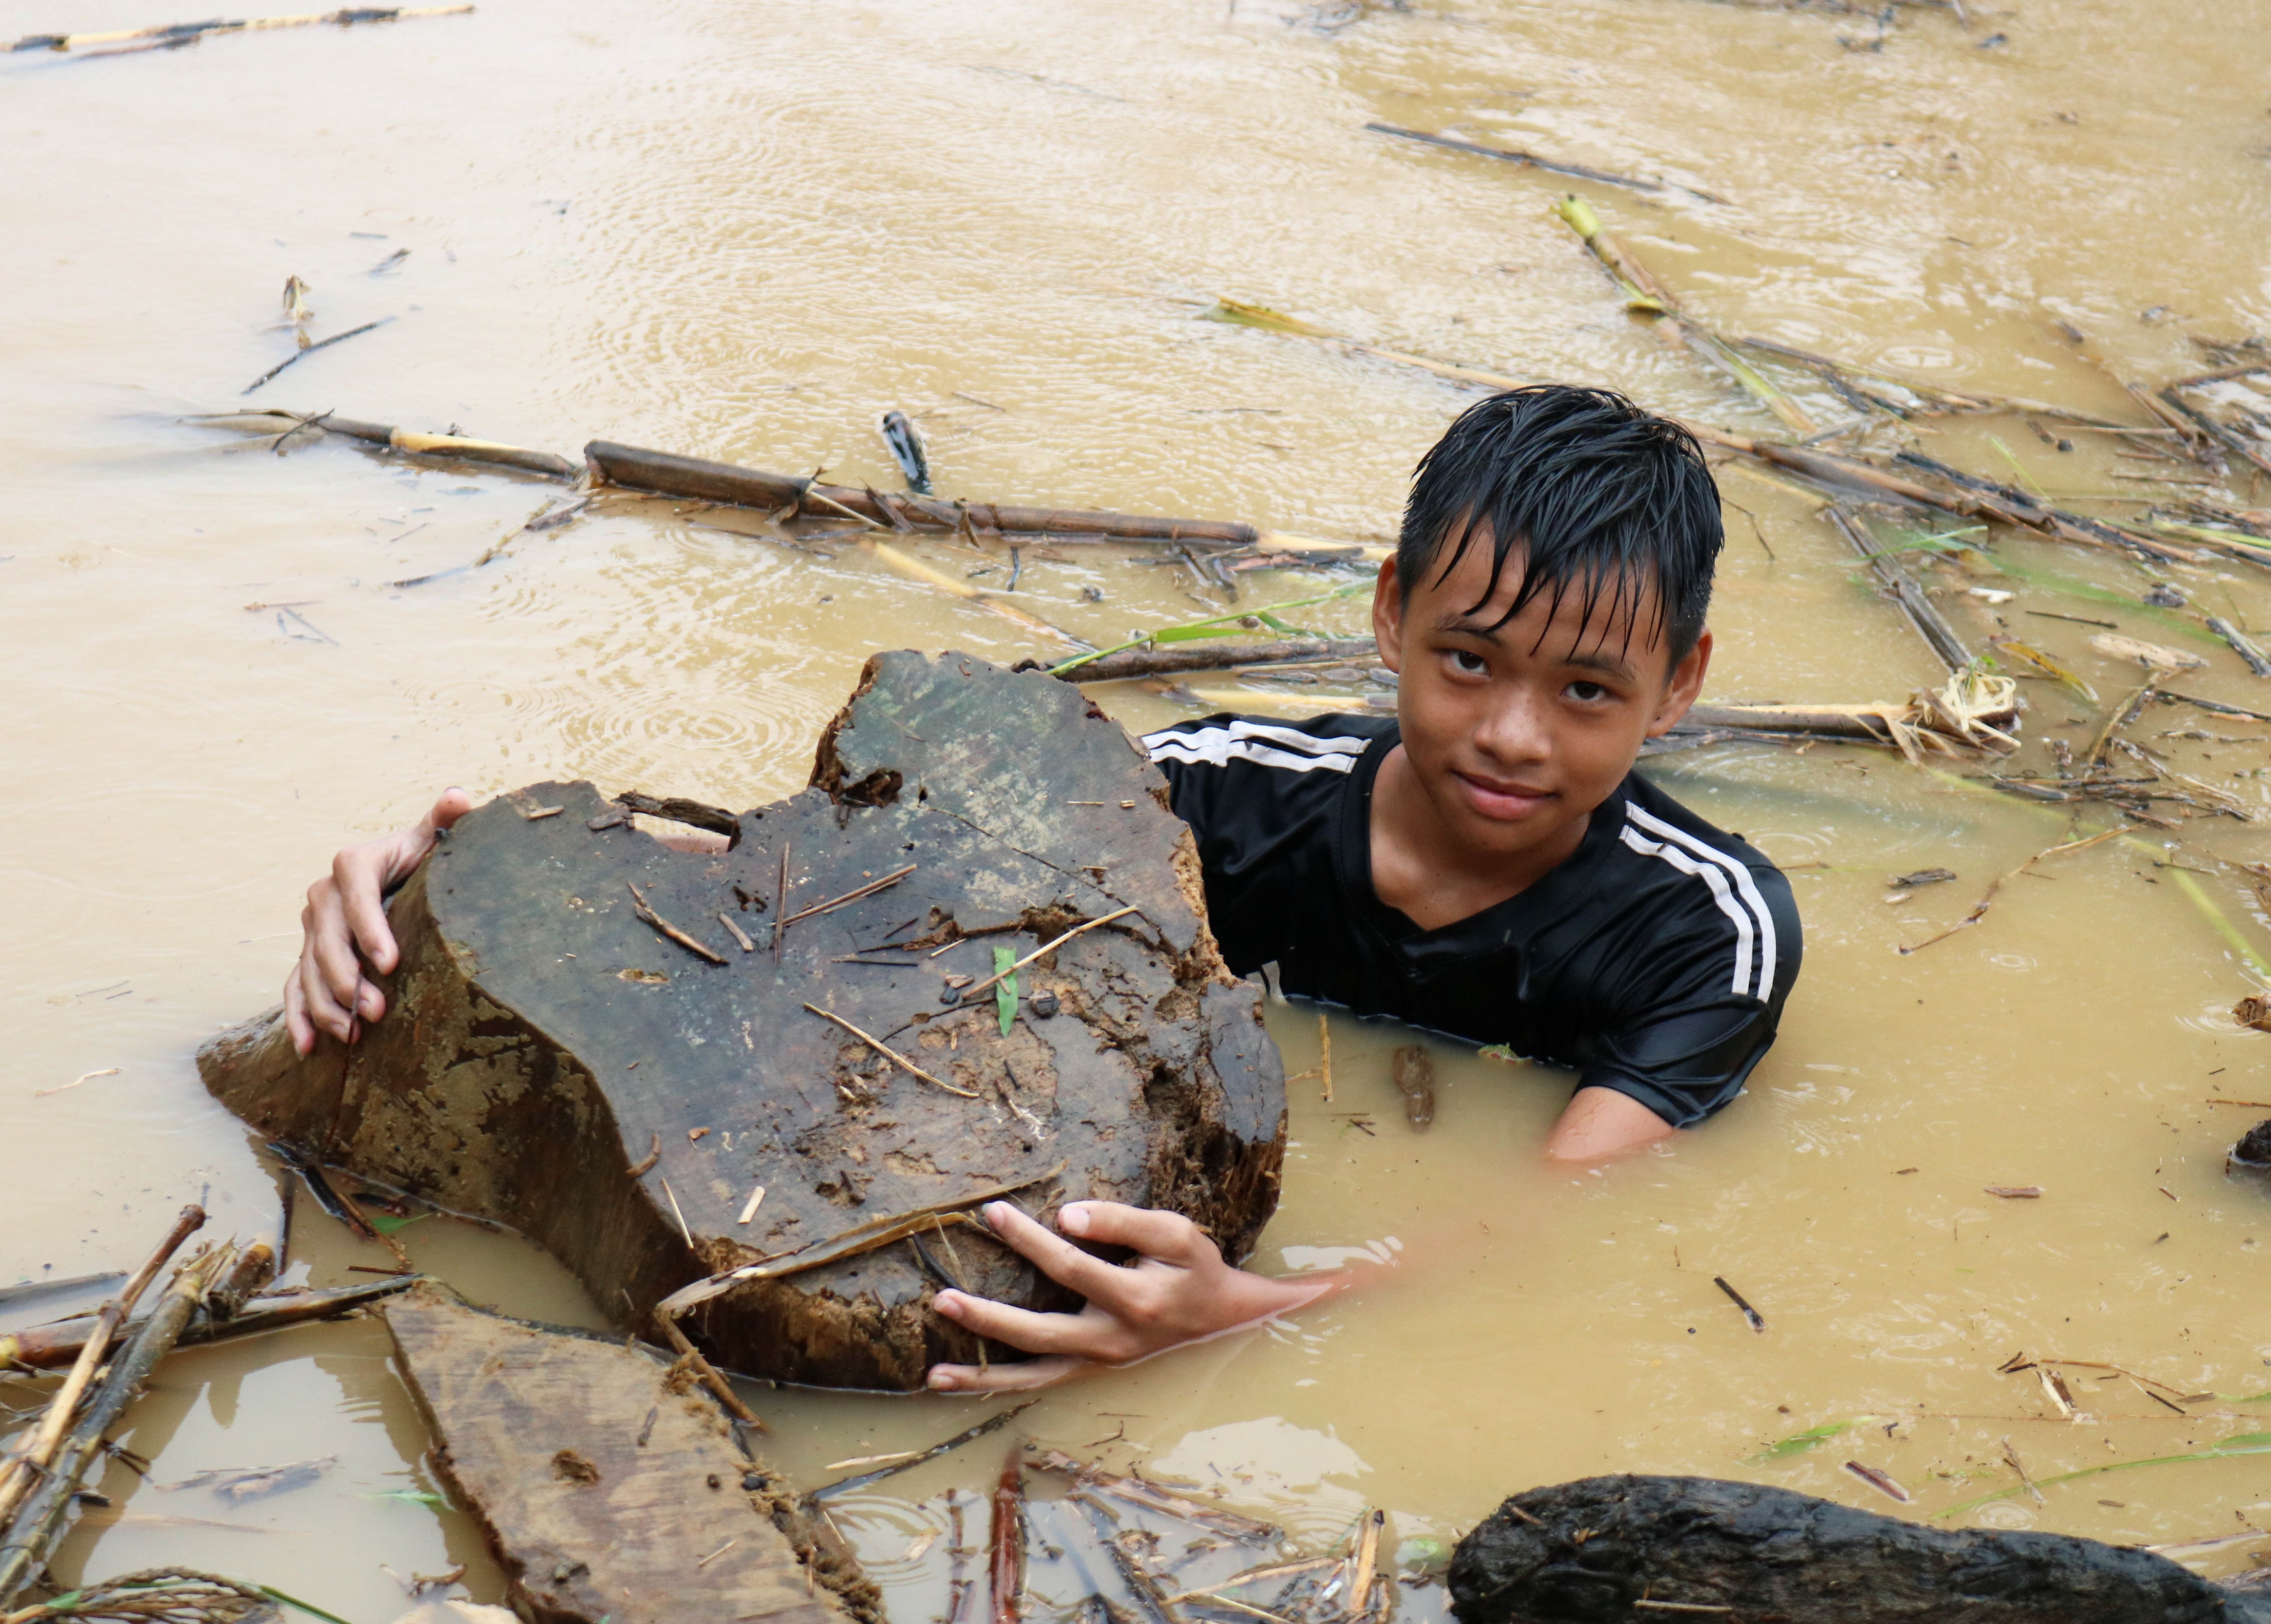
[1476,1044,1518,1065]
[361,1487,448,1506]
[1747,1419,1863,1463]
[365,1211,429,1236]
[1045,584,1366,676]
[993,947,1017,1039]
[1934,1432,2271,1519]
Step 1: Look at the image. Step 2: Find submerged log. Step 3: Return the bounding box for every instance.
[381,1286,876,1624]
[198,651,1286,1390]
[1447,1475,2262,1624]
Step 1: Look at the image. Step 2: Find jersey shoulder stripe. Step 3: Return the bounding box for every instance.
[1142,717,1372,775]
[1618,802,1780,1002]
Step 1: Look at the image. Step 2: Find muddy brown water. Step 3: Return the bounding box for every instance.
[6,0,2271,1615]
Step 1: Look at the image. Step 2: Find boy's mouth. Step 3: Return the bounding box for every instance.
[1451,768,1555,821]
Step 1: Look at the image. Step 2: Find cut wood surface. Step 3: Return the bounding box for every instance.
[381,1286,876,1624]
[199,652,1286,1389]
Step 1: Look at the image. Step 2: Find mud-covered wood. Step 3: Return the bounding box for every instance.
[1447,1475,2254,1624]
[200,651,1285,1390]
[381,1286,876,1624]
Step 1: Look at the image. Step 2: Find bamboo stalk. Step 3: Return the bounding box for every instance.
[192,408,576,479]
[1363,123,1668,194]
[0,1205,203,1527]
[1029,1451,1280,1541]
[990,1451,1026,1624]
[0,1276,421,1373]
[586,441,1333,548]
[2161,387,2271,480]
[11,5,473,53]
[0,1250,225,1602]
[1823,507,1970,672]
[1553,197,1815,435]
[1051,638,1379,683]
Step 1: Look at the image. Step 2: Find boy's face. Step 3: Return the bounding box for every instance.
[1371,538,1710,865]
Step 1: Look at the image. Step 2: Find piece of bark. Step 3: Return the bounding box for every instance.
[381,1286,875,1624]
[1447,1475,2237,1624]
[199,651,1285,1390]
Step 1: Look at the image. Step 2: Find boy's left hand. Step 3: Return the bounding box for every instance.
[925,1200,1337,1393]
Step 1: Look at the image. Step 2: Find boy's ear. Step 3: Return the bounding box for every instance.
[1646,628,1712,737]
[1370,557,1405,673]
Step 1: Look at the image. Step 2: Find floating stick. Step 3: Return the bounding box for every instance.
[10,5,473,54]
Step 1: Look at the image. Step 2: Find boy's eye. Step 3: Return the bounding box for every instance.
[1448,650,1489,676]
[1567,680,1610,703]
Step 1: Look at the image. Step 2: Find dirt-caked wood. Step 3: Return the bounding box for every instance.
[381,1286,876,1624]
[199,651,1286,1390]
[1448,1475,2253,1624]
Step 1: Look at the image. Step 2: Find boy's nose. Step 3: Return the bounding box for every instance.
[1472,689,1555,766]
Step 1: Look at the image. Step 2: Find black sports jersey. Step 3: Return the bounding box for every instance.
[1141,710,1801,1128]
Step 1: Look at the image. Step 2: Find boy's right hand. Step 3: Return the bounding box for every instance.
[284,788,472,1055]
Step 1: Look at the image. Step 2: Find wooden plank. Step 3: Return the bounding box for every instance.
[382,1287,876,1624]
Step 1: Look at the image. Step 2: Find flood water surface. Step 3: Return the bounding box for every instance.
[7,0,2271,1615]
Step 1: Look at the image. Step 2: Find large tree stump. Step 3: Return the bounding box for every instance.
[199,651,1285,1390]
[381,1285,877,1624]
[1447,1475,2252,1624]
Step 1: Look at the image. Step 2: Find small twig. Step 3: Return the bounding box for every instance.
[773,841,792,963]
[660,1178,694,1247]
[241,317,394,395]
[778,863,917,928]
[718,912,756,952]
[953,906,1140,1003]
[1713,1275,1765,1332]
[627,1132,661,1178]
[2001,1436,2044,1503]
[803,1004,980,1098]
[627,881,726,965]
[654,1312,767,1432]
[34,1067,119,1098]
[696,1538,738,1570]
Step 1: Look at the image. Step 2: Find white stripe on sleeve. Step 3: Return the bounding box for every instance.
[1142,719,1371,775]
[1620,803,1779,1001]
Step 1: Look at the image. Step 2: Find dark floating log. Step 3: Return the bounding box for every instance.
[382,1285,876,1624]
[1447,1475,2262,1624]
[198,652,1286,1390]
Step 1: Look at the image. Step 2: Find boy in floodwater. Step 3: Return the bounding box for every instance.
[282,385,1800,1392]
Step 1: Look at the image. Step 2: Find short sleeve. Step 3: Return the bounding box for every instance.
[1573,847,1802,1128]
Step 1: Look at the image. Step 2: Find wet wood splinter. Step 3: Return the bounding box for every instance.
[779,863,919,929]
[802,1003,980,1098]
[627,881,727,965]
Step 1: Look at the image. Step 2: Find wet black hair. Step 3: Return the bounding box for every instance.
[1397,384,1723,665]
